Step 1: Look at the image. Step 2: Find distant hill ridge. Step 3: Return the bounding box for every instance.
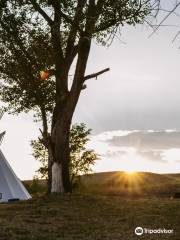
[80,171,180,196]
[24,171,180,197]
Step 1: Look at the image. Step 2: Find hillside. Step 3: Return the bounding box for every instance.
[164,173,180,182]
[24,171,180,197]
[80,171,180,197]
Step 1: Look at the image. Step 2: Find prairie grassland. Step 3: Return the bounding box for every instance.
[0,193,180,240]
[0,172,180,240]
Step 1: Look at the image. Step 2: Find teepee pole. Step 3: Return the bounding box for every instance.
[0,109,5,145]
[0,131,6,146]
[0,109,4,120]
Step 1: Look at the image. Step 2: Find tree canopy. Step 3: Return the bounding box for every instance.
[0,2,55,115]
[0,0,155,115]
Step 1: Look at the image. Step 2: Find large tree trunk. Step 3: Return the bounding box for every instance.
[50,36,92,193]
[51,105,72,193]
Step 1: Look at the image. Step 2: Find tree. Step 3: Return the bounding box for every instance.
[0,4,56,191]
[31,123,98,188]
[0,0,158,193]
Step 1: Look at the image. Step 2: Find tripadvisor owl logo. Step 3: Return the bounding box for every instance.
[135,227,143,236]
[134,227,174,236]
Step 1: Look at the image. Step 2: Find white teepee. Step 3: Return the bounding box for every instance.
[0,112,31,202]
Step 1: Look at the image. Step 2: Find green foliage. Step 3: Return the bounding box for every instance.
[31,138,49,179]
[24,177,46,195]
[31,123,99,186]
[0,1,156,115]
[69,123,99,187]
[0,1,55,114]
[94,0,151,45]
[0,0,155,122]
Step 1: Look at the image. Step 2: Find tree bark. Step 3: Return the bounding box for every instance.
[51,162,64,192]
[51,102,72,193]
[47,142,54,193]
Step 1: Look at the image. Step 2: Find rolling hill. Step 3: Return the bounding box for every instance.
[24,171,180,197]
[80,171,180,197]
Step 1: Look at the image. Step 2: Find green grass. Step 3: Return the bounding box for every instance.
[0,193,180,240]
[1,171,180,240]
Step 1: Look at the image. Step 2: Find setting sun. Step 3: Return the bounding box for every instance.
[125,170,136,175]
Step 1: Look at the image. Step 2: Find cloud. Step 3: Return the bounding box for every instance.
[91,130,180,164]
[102,149,128,158]
[89,129,180,173]
[91,130,138,141]
[137,150,167,163]
[102,148,167,163]
[107,130,180,150]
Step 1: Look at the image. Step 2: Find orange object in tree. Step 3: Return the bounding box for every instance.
[40,70,49,80]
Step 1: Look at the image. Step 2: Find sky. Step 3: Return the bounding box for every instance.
[2,1,180,179]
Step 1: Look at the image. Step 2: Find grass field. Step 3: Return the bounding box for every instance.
[0,171,180,240]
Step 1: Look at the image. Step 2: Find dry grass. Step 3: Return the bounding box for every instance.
[0,193,180,240]
[1,172,179,240]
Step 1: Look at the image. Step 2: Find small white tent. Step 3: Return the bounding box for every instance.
[0,114,31,202]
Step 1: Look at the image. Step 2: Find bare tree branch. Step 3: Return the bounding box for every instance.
[94,19,117,33]
[172,30,180,43]
[51,1,64,60]
[84,68,110,81]
[30,0,53,26]
[55,8,83,34]
[148,2,180,38]
[65,0,86,63]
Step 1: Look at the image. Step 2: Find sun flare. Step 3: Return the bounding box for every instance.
[125,170,136,175]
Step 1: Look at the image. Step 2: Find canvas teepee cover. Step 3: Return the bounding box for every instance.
[0,131,31,202]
